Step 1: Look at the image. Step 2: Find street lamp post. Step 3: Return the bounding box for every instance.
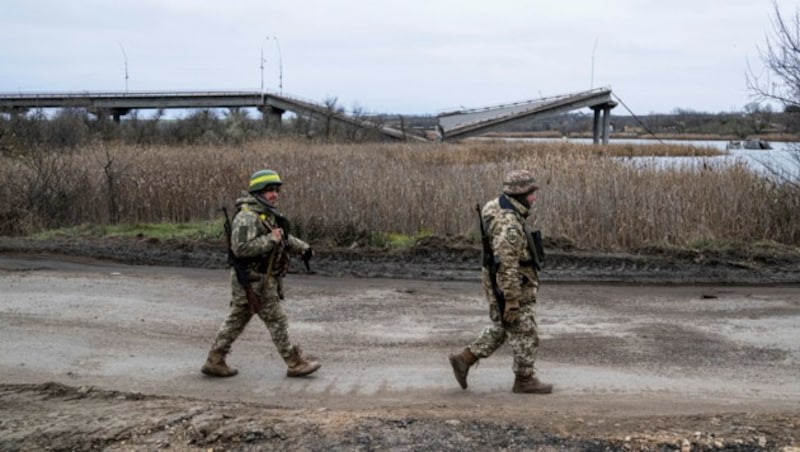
[260,47,266,93]
[118,42,129,92]
[267,36,283,94]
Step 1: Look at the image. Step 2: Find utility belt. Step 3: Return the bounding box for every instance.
[232,256,266,272]
[233,251,290,279]
[482,258,538,271]
[483,235,543,271]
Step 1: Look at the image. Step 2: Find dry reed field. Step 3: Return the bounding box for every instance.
[1,139,798,250]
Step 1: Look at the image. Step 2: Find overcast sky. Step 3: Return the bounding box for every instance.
[0,0,795,116]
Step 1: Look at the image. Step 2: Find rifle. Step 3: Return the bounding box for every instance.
[262,208,313,274]
[264,209,290,280]
[476,203,506,322]
[532,230,545,270]
[301,248,313,273]
[222,207,261,314]
[522,225,545,271]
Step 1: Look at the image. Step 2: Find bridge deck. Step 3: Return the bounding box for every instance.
[437,88,615,140]
[0,90,421,141]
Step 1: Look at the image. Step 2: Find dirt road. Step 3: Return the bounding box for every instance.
[1,252,799,450]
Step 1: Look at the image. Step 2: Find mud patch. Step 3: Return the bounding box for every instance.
[2,383,797,451]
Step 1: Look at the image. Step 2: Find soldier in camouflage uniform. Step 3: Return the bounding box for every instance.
[201,169,321,378]
[448,169,553,394]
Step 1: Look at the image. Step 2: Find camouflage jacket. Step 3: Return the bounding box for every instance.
[481,194,540,305]
[230,192,309,277]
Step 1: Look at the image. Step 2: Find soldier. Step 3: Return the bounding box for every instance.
[448,169,553,394]
[201,169,320,378]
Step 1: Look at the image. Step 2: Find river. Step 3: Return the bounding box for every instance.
[511,137,800,182]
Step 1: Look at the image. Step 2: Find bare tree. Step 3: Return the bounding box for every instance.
[747,3,800,108]
[747,1,800,187]
[91,144,129,224]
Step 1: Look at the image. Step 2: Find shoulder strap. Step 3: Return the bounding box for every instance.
[238,204,269,223]
[498,194,515,212]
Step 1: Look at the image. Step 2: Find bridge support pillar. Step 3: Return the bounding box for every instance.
[112,109,123,123]
[592,108,602,144]
[259,106,285,133]
[94,108,130,123]
[591,102,617,145]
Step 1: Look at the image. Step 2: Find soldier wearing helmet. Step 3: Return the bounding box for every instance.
[201,169,321,379]
[448,169,553,394]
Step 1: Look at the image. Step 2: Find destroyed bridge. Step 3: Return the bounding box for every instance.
[0,87,616,144]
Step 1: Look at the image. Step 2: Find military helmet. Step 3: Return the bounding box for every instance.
[502,169,539,195]
[248,169,282,193]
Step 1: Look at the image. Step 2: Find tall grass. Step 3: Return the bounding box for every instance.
[1,139,798,250]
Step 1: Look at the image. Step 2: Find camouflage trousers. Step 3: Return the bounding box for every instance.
[468,300,539,377]
[209,270,293,359]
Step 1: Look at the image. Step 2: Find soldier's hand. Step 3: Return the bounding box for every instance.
[271,228,283,243]
[503,300,520,323]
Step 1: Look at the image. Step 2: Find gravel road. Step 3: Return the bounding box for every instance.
[1,238,799,450]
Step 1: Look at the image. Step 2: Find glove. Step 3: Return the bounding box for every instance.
[503,299,520,323]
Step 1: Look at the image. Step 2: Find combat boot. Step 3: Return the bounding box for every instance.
[201,349,238,377]
[448,348,478,389]
[512,374,553,394]
[284,345,321,377]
